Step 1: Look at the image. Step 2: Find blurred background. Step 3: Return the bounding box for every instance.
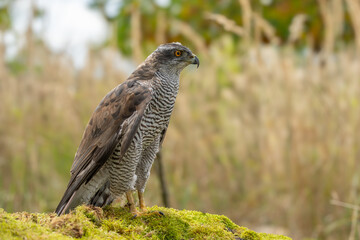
[1,0,360,239]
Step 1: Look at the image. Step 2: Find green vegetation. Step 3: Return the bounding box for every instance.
[0,206,291,239]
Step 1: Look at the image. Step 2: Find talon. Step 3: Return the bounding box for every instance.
[158,211,164,216]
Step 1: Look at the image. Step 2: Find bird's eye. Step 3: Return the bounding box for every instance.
[174,50,182,57]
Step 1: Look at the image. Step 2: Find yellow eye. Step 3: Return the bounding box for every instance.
[174,50,182,57]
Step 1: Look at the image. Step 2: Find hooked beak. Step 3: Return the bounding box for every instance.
[191,55,200,68]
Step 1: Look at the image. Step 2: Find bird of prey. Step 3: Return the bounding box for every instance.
[55,43,199,216]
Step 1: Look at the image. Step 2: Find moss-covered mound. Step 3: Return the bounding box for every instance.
[0,205,291,239]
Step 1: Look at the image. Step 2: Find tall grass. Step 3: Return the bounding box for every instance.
[1,1,360,239]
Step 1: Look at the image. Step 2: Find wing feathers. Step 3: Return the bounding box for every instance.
[55,80,152,215]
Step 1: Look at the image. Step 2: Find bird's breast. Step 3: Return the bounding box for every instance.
[139,85,177,149]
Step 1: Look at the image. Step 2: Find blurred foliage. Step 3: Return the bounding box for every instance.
[89,0,356,53]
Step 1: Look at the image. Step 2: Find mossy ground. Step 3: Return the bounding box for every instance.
[0,205,291,239]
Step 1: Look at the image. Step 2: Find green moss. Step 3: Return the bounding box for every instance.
[0,206,292,240]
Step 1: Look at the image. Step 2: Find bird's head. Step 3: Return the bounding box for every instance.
[147,42,199,74]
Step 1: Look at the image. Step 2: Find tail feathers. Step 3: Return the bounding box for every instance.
[55,189,77,216]
[55,181,113,216]
[90,181,114,207]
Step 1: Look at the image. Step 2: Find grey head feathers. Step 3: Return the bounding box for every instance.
[127,43,199,82]
[145,42,199,73]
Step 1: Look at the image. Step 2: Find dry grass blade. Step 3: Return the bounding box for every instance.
[253,13,279,44]
[288,14,308,43]
[204,12,244,37]
[330,199,360,240]
[345,0,360,55]
[238,0,252,41]
[330,199,360,211]
[131,4,142,63]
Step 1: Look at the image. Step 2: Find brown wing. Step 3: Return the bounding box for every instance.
[55,80,152,215]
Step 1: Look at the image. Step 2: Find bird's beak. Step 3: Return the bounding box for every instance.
[191,55,200,68]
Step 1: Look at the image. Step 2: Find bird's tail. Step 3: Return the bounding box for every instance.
[55,180,114,215]
[89,180,114,207]
[55,185,79,215]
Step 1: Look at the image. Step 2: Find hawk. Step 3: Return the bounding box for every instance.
[55,43,199,216]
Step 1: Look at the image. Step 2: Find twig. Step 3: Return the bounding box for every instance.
[155,151,169,207]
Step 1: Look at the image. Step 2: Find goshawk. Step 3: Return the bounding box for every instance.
[55,43,199,215]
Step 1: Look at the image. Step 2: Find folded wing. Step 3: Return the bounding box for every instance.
[55,80,152,215]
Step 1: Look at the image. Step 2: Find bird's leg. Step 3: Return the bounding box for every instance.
[126,190,164,218]
[138,190,147,212]
[138,190,164,217]
[126,191,139,216]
